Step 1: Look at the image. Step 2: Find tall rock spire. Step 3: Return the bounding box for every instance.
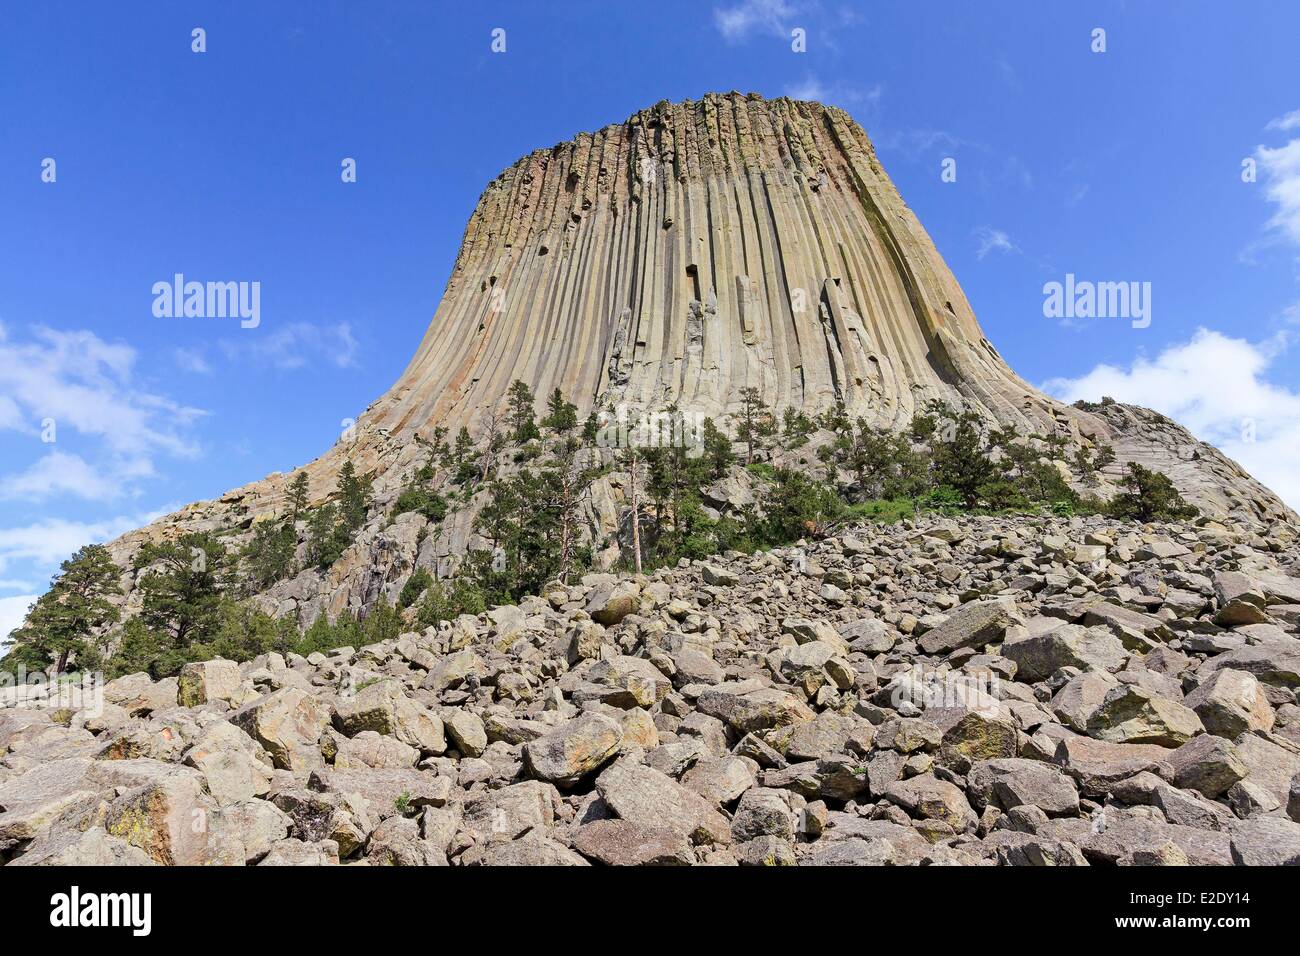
[365,92,1050,442]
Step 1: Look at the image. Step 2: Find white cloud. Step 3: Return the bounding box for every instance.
[1256,138,1300,247]
[1043,328,1300,509]
[0,594,38,644]
[974,227,1017,260]
[174,347,212,374]
[0,509,171,575]
[714,0,799,41]
[0,324,204,504]
[219,321,359,370]
[1266,109,1300,133]
[784,76,882,110]
[1254,112,1300,249]
[0,450,120,502]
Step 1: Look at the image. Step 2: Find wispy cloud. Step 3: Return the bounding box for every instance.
[784,75,882,111]
[1266,109,1300,133]
[0,508,171,575]
[974,227,1017,260]
[0,450,122,502]
[0,593,38,643]
[174,346,212,375]
[0,323,206,501]
[1043,328,1300,509]
[714,0,800,42]
[218,321,359,371]
[1255,115,1300,249]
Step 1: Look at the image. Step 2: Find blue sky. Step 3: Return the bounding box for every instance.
[3,0,1300,640]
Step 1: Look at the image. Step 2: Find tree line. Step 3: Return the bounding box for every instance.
[1,384,1195,680]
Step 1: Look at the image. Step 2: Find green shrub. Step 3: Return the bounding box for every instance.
[398,568,433,609]
[393,486,448,523]
[1109,462,1198,523]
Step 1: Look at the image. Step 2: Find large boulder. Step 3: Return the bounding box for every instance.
[586,580,642,626]
[177,658,243,707]
[967,758,1080,817]
[1184,668,1275,737]
[694,686,815,734]
[595,761,732,846]
[571,819,696,866]
[182,721,274,805]
[1002,623,1128,683]
[523,712,623,786]
[332,680,446,755]
[883,775,977,832]
[232,687,331,771]
[917,600,1018,656]
[103,769,217,866]
[1084,685,1204,747]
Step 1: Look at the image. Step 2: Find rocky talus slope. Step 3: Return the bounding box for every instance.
[90,92,1295,631]
[4,513,1300,866]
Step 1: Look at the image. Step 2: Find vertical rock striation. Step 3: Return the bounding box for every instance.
[369,92,1054,440]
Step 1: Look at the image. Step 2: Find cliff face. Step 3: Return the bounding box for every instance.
[370,92,1052,439]
[99,93,1296,624]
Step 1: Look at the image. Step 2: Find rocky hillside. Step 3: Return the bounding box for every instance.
[4,512,1300,866]
[86,92,1295,636]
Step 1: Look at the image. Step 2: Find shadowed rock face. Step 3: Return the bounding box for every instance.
[98,93,1295,612]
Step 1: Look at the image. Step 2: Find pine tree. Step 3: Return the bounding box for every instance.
[542,437,596,582]
[451,426,480,484]
[1110,463,1198,522]
[286,471,309,521]
[305,503,342,568]
[243,520,297,590]
[507,380,541,442]
[337,460,371,533]
[701,418,734,480]
[931,410,1001,508]
[736,386,772,466]
[541,387,579,433]
[3,544,122,674]
[135,533,231,651]
[621,445,644,574]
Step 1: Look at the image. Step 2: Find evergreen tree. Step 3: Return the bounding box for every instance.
[451,426,480,485]
[507,380,541,442]
[243,520,297,590]
[134,532,231,650]
[736,386,773,465]
[2,544,122,674]
[286,471,310,521]
[701,418,735,480]
[305,503,343,568]
[415,579,486,627]
[398,568,433,610]
[930,410,1001,508]
[781,407,815,448]
[542,437,596,582]
[337,460,372,533]
[1110,463,1198,522]
[541,387,579,433]
[758,469,844,542]
[360,597,402,645]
